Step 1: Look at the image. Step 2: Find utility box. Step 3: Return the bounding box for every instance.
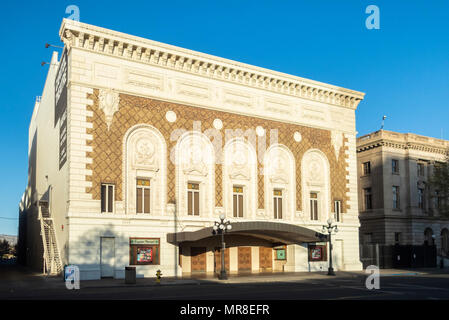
[125,266,136,284]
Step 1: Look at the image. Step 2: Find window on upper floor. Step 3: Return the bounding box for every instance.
[392,159,399,174]
[310,192,319,220]
[363,188,372,210]
[233,186,244,218]
[334,200,342,222]
[363,161,371,175]
[418,163,425,177]
[187,183,200,216]
[136,179,150,214]
[393,186,400,209]
[418,188,425,210]
[101,183,114,213]
[273,189,283,219]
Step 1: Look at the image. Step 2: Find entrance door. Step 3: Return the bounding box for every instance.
[238,247,252,272]
[259,247,273,271]
[191,247,207,272]
[214,247,230,273]
[100,237,115,278]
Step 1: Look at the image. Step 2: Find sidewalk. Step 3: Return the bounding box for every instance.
[73,267,449,289]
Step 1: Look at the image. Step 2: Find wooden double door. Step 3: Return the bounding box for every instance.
[259,246,273,271]
[238,247,252,272]
[190,247,207,272]
[214,247,230,273]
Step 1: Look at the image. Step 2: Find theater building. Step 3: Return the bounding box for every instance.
[19,19,365,279]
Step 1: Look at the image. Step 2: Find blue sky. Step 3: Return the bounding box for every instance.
[0,1,448,235]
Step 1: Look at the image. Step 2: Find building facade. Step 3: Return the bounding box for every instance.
[357,130,449,255]
[19,19,365,280]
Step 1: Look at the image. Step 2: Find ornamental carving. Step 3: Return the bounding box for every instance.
[268,156,288,184]
[133,136,159,171]
[99,88,120,130]
[182,143,207,176]
[228,147,250,180]
[331,130,344,161]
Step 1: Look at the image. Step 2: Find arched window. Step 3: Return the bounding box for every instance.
[441,229,449,256]
[124,124,167,215]
[223,138,257,219]
[175,131,215,217]
[424,228,434,246]
[301,149,331,222]
[264,144,296,220]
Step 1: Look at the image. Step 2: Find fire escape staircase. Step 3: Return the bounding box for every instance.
[38,189,63,275]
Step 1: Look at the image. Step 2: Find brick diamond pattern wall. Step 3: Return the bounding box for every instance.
[86,90,349,212]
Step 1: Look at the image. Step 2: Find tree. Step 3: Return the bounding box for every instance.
[0,239,11,257]
[429,150,449,218]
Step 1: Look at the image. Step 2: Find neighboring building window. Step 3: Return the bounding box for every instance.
[394,232,401,245]
[363,161,371,175]
[424,228,434,245]
[434,191,441,209]
[233,186,244,218]
[441,229,449,256]
[392,159,399,174]
[334,200,341,222]
[136,179,150,214]
[129,238,160,265]
[363,233,373,244]
[418,188,425,210]
[187,183,200,216]
[417,163,425,177]
[393,186,400,209]
[101,183,114,213]
[273,189,283,219]
[363,188,372,210]
[310,192,318,220]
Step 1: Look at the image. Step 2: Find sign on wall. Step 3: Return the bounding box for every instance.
[55,48,68,169]
[308,243,328,262]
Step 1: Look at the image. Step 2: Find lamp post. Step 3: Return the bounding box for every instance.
[213,214,232,280]
[322,218,338,276]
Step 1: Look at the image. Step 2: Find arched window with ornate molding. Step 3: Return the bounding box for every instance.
[264,144,296,221]
[124,124,167,215]
[301,149,331,222]
[223,138,257,220]
[175,131,215,217]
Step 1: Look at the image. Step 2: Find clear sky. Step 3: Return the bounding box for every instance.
[0,0,448,235]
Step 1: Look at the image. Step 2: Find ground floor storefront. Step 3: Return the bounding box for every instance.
[67,218,362,280]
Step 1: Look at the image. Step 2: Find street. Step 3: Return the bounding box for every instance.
[1,264,449,300]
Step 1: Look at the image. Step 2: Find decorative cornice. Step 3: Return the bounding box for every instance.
[357,139,449,155]
[59,19,365,110]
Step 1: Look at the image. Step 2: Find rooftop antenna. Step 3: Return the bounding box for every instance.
[45,43,63,50]
[380,115,387,130]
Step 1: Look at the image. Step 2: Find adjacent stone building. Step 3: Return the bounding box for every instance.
[357,130,449,256]
[19,19,365,279]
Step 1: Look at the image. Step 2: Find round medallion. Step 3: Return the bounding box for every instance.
[213,118,223,130]
[294,131,302,142]
[256,126,265,137]
[165,110,177,123]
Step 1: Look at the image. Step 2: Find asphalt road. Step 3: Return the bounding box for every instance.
[2,264,449,300]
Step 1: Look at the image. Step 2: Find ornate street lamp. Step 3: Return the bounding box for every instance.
[322,218,338,276]
[213,214,232,280]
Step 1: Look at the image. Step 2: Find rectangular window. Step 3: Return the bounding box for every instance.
[101,183,114,213]
[310,192,318,220]
[363,161,371,175]
[394,232,401,245]
[418,188,424,210]
[273,189,283,219]
[334,200,341,222]
[233,186,244,218]
[187,183,200,216]
[129,238,160,265]
[392,159,399,174]
[363,233,373,244]
[434,191,441,209]
[363,188,372,210]
[418,163,425,176]
[393,186,400,209]
[136,179,150,214]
